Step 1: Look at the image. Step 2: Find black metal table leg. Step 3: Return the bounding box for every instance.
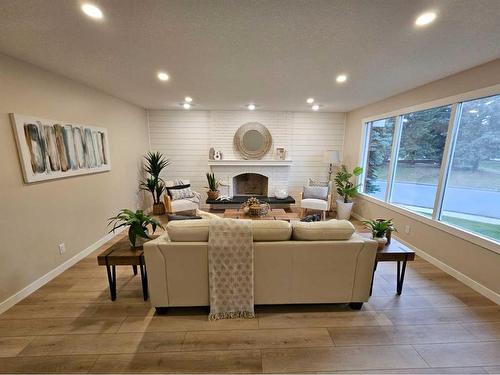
[105,264,117,301]
[139,258,149,301]
[132,265,138,275]
[396,259,408,295]
[369,261,378,296]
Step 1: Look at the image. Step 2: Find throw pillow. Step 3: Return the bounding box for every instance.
[166,184,190,198]
[303,186,328,200]
[170,186,195,201]
[309,178,333,193]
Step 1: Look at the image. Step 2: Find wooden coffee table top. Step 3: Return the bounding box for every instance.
[97,237,145,266]
[358,232,415,262]
[223,208,299,221]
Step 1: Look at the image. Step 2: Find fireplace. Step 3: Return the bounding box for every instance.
[233,173,268,196]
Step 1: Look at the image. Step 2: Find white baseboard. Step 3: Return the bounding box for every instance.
[0,228,124,315]
[351,212,500,305]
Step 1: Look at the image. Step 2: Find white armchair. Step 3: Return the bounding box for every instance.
[300,180,333,221]
[163,180,200,214]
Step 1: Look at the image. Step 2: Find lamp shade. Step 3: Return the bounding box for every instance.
[322,150,341,165]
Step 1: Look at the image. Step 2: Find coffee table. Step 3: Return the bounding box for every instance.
[359,232,415,295]
[223,208,299,221]
[97,236,149,301]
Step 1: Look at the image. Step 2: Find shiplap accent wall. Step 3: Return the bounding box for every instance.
[148,110,345,207]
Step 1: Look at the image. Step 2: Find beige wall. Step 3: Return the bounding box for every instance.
[344,59,500,297]
[0,53,149,304]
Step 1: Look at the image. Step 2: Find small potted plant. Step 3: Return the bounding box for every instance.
[108,209,164,248]
[206,172,221,200]
[140,151,170,215]
[363,218,397,250]
[334,165,363,220]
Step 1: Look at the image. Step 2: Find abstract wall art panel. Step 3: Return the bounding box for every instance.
[10,113,111,183]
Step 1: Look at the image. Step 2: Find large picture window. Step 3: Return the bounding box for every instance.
[361,92,500,245]
[390,106,451,216]
[440,95,500,242]
[363,117,396,200]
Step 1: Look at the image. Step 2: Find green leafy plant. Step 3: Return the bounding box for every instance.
[140,152,170,205]
[334,165,363,203]
[205,172,219,192]
[363,218,397,238]
[108,209,163,247]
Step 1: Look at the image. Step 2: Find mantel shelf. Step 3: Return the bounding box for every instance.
[208,159,292,167]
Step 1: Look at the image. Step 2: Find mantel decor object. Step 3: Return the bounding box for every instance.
[234,122,272,159]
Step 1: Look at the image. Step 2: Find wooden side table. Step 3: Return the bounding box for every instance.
[359,233,415,295]
[97,237,149,301]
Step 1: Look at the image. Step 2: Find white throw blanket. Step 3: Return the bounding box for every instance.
[208,218,255,320]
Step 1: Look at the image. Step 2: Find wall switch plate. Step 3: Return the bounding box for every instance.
[58,243,66,255]
[404,225,411,234]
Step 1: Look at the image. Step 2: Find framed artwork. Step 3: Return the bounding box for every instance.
[10,113,111,183]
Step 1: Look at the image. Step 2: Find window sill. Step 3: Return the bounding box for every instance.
[357,193,500,255]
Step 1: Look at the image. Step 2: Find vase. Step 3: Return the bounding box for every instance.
[152,202,166,215]
[275,188,288,199]
[336,199,354,220]
[374,236,387,250]
[207,190,219,200]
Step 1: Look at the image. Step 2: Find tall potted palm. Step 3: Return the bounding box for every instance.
[334,165,363,220]
[140,151,170,215]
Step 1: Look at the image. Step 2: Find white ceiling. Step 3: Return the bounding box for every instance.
[1,0,499,112]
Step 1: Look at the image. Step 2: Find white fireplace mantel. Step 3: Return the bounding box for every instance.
[207,159,292,167]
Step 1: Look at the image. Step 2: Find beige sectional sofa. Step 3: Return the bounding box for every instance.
[144,219,377,313]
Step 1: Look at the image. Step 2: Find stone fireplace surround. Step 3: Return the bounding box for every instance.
[208,160,291,198]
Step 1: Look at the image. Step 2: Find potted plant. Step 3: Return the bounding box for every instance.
[334,165,363,220]
[140,151,170,215]
[363,218,397,250]
[108,209,164,248]
[205,172,220,200]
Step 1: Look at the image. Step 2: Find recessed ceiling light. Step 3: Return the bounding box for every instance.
[184,96,193,103]
[247,104,256,111]
[336,74,347,83]
[306,98,315,104]
[312,104,320,111]
[183,102,191,110]
[81,3,103,19]
[157,72,169,81]
[415,12,437,26]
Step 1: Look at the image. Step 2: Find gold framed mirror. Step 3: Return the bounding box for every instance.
[233,122,272,159]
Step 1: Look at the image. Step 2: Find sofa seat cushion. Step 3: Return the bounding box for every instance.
[252,220,292,242]
[301,198,328,211]
[167,219,209,242]
[292,219,355,241]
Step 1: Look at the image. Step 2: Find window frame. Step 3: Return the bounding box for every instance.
[358,84,500,254]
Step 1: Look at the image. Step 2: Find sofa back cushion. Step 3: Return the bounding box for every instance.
[167,219,209,242]
[252,220,292,242]
[292,219,355,241]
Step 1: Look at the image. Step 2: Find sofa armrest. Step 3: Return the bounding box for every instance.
[144,233,170,307]
[350,234,377,302]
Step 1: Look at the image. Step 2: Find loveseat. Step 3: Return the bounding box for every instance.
[144,219,377,313]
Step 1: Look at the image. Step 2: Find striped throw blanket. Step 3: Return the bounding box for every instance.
[208,218,255,320]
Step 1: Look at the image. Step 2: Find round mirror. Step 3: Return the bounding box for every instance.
[242,130,264,151]
[234,122,272,159]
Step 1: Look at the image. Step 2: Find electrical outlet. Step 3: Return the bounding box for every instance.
[404,225,411,234]
[58,243,66,255]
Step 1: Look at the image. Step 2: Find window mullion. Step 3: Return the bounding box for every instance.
[431,103,462,221]
[384,115,402,202]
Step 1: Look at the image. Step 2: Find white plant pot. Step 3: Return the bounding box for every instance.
[374,236,388,250]
[336,199,354,220]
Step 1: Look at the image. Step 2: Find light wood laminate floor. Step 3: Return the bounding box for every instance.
[0,220,499,373]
